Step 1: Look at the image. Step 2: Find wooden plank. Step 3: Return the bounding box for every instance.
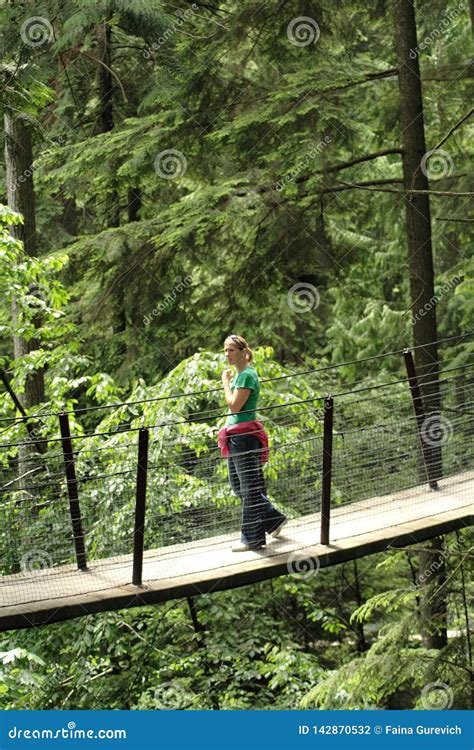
[0,471,472,632]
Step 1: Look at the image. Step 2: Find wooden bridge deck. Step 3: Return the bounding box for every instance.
[1,470,472,632]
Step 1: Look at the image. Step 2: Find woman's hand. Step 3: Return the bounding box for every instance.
[222,368,233,385]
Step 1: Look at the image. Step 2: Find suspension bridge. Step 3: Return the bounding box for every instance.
[0,336,472,632]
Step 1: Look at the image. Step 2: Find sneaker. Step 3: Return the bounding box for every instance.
[232,542,266,552]
[270,518,288,538]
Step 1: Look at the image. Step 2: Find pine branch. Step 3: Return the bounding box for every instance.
[436,105,474,147]
[292,149,403,187]
[411,107,474,186]
[435,217,474,223]
[332,182,474,197]
[187,68,399,115]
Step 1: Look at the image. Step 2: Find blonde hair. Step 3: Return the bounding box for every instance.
[225,334,253,362]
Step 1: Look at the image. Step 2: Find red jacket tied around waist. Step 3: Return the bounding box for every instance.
[217,420,269,464]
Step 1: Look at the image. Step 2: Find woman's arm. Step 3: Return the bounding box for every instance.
[222,370,251,413]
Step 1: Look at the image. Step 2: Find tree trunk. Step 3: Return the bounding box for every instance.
[417,538,447,649]
[4,112,45,408]
[94,19,129,361]
[59,189,79,236]
[127,187,142,222]
[352,560,368,653]
[4,111,46,518]
[97,20,120,228]
[393,0,446,650]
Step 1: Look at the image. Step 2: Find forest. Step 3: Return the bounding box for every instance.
[0,0,473,712]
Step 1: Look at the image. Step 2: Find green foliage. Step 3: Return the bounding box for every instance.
[0,0,473,714]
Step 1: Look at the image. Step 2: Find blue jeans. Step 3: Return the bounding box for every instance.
[228,433,286,547]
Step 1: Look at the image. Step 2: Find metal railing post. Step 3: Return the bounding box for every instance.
[403,348,438,490]
[320,396,334,545]
[59,412,87,570]
[133,428,149,586]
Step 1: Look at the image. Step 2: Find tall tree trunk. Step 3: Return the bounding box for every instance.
[97,20,120,228]
[4,112,45,407]
[393,0,446,650]
[95,19,128,359]
[127,187,142,222]
[417,537,448,649]
[59,189,79,236]
[4,111,46,518]
[352,560,368,653]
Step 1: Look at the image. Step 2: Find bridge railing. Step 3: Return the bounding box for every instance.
[0,336,473,591]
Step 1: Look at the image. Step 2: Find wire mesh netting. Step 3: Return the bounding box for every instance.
[0,338,473,610]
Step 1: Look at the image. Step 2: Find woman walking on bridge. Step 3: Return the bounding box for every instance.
[219,334,287,552]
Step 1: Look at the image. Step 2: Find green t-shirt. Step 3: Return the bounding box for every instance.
[226,366,260,426]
